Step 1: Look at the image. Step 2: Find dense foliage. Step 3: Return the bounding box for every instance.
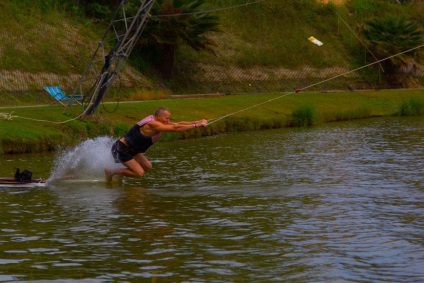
[363,16,423,87]
[141,0,222,78]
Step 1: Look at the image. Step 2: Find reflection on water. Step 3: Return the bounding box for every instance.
[0,117,423,282]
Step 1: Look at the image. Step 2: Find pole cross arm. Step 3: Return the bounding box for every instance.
[70,0,156,115]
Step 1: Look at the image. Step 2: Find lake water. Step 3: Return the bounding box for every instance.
[0,117,423,282]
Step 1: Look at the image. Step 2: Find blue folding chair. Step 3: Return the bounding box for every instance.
[43,86,83,106]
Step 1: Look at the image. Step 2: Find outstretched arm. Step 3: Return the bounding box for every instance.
[168,119,207,128]
[169,119,206,126]
[145,119,208,134]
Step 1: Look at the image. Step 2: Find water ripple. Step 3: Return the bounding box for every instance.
[0,117,423,282]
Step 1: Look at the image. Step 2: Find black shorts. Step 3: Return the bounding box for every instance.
[111,140,138,163]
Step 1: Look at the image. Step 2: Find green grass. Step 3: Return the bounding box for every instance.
[0,0,100,73]
[2,0,423,96]
[186,0,350,69]
[399,97,424,116]
[1,89,423,154]
[291,104,317,127]
[1,1,424,154]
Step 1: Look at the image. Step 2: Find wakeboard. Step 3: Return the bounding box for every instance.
[0,168,46,188]
[0,177,46,188]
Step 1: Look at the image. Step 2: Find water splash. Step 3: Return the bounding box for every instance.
[47,136,121,183]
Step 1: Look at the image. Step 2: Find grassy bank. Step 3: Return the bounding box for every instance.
[1,89,423,154]
[2,0,423,95]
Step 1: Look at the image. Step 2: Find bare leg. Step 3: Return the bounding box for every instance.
[134,154,152,172]
[105,154,152,181]
[104,168,114,183]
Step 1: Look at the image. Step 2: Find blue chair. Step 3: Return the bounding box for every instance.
[43,86,83,106]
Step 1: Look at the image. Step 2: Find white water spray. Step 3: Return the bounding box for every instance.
[47,136,122,183]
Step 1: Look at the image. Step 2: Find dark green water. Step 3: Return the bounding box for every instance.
[0,117,423,282]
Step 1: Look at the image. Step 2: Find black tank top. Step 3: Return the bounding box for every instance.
[124,124,153,153]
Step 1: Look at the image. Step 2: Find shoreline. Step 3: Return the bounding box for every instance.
[1,89,423,155]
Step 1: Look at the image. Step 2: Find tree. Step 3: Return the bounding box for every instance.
[362,16,423,88]
[141,0,222,78]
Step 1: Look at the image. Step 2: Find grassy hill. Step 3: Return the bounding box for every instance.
[1,0,424,154]
[0,0,423,104]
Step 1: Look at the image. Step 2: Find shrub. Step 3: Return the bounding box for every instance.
[399,97,424,116]
[291,104,317,127]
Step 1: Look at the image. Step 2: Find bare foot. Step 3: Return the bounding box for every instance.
[104,168,114,183]
[115,175,123,186]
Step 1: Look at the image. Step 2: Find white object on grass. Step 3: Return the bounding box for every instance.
[308,36,323,46]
